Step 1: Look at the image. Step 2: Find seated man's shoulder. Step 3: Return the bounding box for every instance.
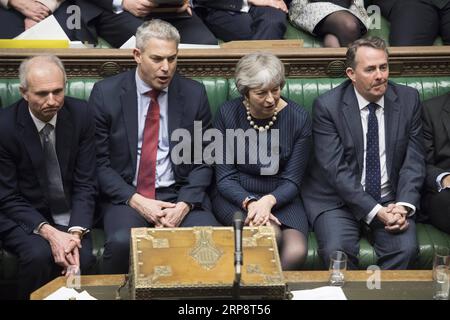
[315,79,352,104]
[65,95,88,106]
[388,81,419,96]
[175,73,205,91]
[423,92,450,109]
[63,96,90,115]
[94,70,134,90]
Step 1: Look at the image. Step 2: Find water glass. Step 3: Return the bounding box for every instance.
[433,247,450,280]
[329,251,347,287]
[433,265,449,300]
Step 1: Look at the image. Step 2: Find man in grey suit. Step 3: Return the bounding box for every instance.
[302,36,425,270]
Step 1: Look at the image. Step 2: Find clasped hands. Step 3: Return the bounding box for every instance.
[39,224,82,276]
[376,203,410,234]
[130,193,190,228]
[122,0,192,18]
[245,195,281,227]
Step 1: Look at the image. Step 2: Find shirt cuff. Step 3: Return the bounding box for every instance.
[33,221,49,235]
[436,172,450,192]
[241,0,250,12]
[112,0,123,13]
[364,204,382,225]
[68,226,89,233]
[395,202,415,217]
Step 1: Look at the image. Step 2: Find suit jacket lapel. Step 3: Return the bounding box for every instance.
[342,85,364,173]
[442,94,450,140]
[55,105,73,180]
[168,74,185,150]
[383,85,401,177]
[120,70,139,173]
[17,100,47,189]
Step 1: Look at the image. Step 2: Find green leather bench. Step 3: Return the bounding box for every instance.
[1,76,450,299]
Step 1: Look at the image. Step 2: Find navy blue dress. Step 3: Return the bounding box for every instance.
[211,97,311,235]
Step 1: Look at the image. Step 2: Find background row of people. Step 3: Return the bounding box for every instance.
[1,0,449,47]
[0,20,449,300]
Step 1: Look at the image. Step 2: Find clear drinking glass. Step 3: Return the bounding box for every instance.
[433,247,450,280]
[329,251,347,287]
[433,265,449,300]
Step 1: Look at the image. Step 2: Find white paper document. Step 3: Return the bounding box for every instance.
[15,15,69,40]
[44,287,97,300]
[291,286,347,300]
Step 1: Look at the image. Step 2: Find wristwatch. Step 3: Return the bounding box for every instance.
[242,195,258,211]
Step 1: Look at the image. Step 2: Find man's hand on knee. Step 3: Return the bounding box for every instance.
[128,193,175,226]
[122,0,157,17]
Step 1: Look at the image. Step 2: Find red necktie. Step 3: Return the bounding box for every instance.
[136,89,160,199]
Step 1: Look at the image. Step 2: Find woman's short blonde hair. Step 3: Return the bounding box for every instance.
[235,52,285,96]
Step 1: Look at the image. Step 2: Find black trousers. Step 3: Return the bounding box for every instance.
[195,5,287,42]
[386,0,450,45]
[0,223,95,300]
[100,187,221,274]
[90,9,217,48]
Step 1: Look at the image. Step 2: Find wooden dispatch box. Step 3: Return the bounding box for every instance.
[128,226,290,299]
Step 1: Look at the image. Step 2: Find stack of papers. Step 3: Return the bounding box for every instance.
[44,287,97,300]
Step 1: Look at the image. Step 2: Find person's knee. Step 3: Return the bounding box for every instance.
[397,241,418,265]
[340,18,361,37]
[257,8,286,29]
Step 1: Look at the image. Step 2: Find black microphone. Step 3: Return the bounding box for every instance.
[232,211,244,299]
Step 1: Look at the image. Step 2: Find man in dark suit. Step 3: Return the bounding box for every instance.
[422,92,450,234]
[372,0,450,45]
[72,0,217,47]
[90,19,220,274]
[194,0,290,42]
[301,37,425,270]
[0,55,96,299]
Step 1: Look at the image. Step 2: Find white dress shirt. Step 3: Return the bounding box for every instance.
[133,70,175,189]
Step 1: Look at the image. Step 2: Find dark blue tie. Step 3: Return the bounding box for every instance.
[365,103,381,202]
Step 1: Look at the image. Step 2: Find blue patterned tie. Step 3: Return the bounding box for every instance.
[365,103,381,202]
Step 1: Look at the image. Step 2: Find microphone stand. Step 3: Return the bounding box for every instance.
[232,211,244,300]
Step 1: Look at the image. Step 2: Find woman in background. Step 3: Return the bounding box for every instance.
[289,0,369,47]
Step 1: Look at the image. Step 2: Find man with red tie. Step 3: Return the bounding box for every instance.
[89,19,220,274]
